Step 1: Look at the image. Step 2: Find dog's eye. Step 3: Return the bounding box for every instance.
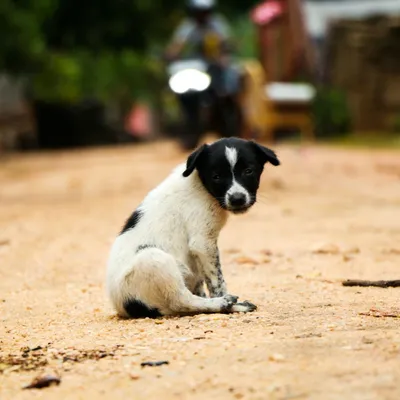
[244,168,253,175]
[212,173,220,181]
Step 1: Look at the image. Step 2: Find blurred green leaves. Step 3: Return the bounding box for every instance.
[0,0,257,103]
[312,87,352,138]
[232,17,257,59]
[31,51,155,103]
[0,0,54,72]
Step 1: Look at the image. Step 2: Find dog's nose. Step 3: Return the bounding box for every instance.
[228,193,247,208]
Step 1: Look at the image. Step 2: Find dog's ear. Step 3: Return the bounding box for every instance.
[251,141,280,166]
[182,144,208,177]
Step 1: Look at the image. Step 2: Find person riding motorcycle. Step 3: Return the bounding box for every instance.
[165,0,242,149]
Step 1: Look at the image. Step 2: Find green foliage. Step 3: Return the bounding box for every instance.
[0,0,55,72]
[0,0,258,103]
[392,113,400,133]
[312,87,352,138]
[220,1,259,17]
[231,17,257,59]
[31,51,158,103]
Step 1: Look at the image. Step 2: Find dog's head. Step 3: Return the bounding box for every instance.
[183,138,280,214]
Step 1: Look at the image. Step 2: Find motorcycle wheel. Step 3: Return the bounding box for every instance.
[176,92,203,151]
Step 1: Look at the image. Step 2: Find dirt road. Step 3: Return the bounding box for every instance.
[1,139,400,400]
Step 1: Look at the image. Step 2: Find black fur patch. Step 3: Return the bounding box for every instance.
[123,299,162,319]
[136,244,157,253]
[120,209,142,235]
[183,138,279,213]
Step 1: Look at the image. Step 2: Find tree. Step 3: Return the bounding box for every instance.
[0,0,259,102]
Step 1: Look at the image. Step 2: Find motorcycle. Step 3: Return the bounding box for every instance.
[166,57,243,150]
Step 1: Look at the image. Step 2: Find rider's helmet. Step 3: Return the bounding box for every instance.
[186,0,216,24]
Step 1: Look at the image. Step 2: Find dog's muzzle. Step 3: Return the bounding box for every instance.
[226,193,251,213]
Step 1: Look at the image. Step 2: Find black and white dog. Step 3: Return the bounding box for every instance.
[106,138,280,318]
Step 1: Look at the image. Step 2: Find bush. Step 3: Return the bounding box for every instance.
[312,87,352,138]
[30,51,161,104]
[392,114,400,133]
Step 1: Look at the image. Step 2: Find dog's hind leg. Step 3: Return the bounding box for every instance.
[192,279,207,298]
[116,248,241,317]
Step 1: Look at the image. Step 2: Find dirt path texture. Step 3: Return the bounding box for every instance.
[0,139,400,400]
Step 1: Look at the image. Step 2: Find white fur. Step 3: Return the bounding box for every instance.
[225,146,238,168]
[224,146,251,208]
[106,163,254,317]
[226,180,251,207]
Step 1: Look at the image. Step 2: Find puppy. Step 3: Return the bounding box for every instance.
[106,137,280,318]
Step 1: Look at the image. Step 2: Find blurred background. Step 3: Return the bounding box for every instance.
[1,0,400,152]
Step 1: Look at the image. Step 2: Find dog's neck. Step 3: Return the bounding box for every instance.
[180,167,228,229]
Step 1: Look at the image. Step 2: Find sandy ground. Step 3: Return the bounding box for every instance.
[0,139,400,400]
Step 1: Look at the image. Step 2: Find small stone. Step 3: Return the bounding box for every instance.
[343,255,353,262]
[312,243,340,255]
[295,333,322,339]
[362,337,374,344]
[270,178,285,190]
[282,208,293,215]
[0,363,10,372]
[6,365,21,373]
[234,256,259,265]
[383,248,400,255]
[23,373,61,389]
[155,320,164,325]
[62,362,73,371]
[308,271,322,278]
[268,353,285,362]
[343,246,360,255]
[141,360,169,368]
[260,249,273,256]
[226,248,240,254]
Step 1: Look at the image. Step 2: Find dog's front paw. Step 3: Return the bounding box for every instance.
[220,294,239,311]
[231,300,257,313]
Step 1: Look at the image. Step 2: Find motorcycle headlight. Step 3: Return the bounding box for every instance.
[169,69,211,94]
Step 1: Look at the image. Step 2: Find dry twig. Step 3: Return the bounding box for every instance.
[342,279,400,288]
